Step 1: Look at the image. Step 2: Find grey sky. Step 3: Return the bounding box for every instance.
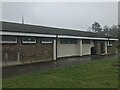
[2,2,118,31]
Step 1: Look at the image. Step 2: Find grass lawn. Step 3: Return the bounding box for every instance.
[3,57,118,88]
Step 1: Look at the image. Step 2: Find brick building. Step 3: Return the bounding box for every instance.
[0,21,118,66]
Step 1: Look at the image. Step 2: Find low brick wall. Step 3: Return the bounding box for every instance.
[94,40,117,55]
[107,41,117,54]
[2,37,53,66]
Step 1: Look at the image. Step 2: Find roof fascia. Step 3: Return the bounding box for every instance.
[0,31,118,41]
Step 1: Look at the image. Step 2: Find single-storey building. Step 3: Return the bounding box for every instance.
[0,21,118,66]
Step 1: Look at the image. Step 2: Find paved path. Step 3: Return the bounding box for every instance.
[2,54,118,78]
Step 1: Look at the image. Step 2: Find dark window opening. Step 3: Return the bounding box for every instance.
[22,37,36,43]
[107,41,113,46]
[2,35,17,43]
[91,47,96,55]
[82,40,91,44]
[41,38,52,44]
[60,39,77,44]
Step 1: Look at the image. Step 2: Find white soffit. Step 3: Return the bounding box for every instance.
[0,31,118,41]
[109,38,118,41]
[0,31,56,38]
[58,35,108,40]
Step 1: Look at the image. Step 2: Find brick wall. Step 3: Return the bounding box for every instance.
[107,41,117,54]
[2,37,53,66]
[94,41,101,55]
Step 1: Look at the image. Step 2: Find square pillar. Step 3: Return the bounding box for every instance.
[77,39,82,56]
[80,40,82,56]
[53,39,57,60]
[105,41,108,54]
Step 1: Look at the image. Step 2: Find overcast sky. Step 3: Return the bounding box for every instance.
[2,2,118,31]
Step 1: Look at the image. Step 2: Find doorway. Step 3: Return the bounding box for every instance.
[91,47,96,55]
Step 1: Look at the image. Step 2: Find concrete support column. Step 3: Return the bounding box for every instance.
[105,41,108,54]
[77,39,82,56]
[80,40,82,56]
[53,39,57,60]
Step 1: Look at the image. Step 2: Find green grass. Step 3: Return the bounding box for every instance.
[3,57,118,88]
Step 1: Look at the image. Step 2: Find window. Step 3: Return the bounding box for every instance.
[107,41,112,46]
[82,40,90,44]
[60,39,77,44]
[2,36,17,43]
[60,39,67,44]
[69,39,77,44]
[41,38,52,44]
[22,37,36,43]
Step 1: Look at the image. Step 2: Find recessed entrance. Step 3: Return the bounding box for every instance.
[91,47,96,55]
